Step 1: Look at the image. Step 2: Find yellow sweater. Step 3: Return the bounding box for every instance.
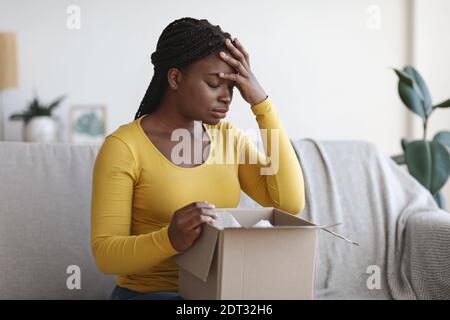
[90,97,305,293]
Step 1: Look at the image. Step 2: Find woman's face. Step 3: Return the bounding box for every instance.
[173,49,236,125]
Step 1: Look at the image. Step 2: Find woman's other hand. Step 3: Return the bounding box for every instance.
[218,37,268,106]
[168,201,217,252]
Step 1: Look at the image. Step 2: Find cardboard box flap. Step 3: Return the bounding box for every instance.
[170,223,219,281]
[273,208,316,226]
[318,225,360,246]
[273,209,359,245]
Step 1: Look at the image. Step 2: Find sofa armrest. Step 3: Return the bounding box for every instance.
[403,209,450,299]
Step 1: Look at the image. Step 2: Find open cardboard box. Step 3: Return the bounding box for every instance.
[171,207,356,300]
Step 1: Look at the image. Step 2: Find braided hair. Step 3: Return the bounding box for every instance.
[134,17,233,120]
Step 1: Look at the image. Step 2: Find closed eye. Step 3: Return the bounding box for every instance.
[207,83,219,89]
[207,82,235,91]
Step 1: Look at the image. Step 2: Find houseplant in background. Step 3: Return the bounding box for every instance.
[9,93,66,143]
[392,65,450,210]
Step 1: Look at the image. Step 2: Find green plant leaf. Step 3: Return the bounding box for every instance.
[433,98,450,110]
[433,131,450,148]
[11,93,66,123]
[393,67,429,117]
[401,138,409,153]
[391,154,405,165]
[9,114,26,121]
[393,68,414,86]
[403,66,433,113]
[405,140,450,195]
[433,192,447,210]
[30,98,40,111]
[393,68,424,102]
[47,94,66,112]
[397,81,427,118]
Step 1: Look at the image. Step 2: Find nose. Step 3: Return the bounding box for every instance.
[219,86,233,103]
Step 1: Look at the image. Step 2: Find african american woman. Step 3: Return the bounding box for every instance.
[90,17,305,300]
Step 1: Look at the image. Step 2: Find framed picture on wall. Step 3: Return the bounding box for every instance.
[69,105,107,143]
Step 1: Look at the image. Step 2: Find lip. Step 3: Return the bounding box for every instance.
[211,109,227,119]
[212,108,228,113]
[211,107,228,119]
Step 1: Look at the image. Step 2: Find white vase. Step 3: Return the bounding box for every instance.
[24,116,60,143]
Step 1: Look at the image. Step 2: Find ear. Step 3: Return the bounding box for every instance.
[167,68,182,90]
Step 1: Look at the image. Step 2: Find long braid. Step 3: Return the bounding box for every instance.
[134,69,165,120]
[134,17,233,120]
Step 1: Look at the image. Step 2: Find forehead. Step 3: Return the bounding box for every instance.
[187,50,235,77]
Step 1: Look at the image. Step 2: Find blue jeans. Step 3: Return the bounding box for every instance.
[110,285,184,300]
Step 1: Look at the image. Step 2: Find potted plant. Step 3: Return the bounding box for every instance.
[392,65,450,210]
[9,94,66,143]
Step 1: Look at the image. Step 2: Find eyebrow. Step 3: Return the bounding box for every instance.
[204,72,235,81]
[204,72,236,85]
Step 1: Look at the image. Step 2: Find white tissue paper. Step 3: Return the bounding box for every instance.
[212,212,273,229]
[212,212,242,230]
[251,219,273,228]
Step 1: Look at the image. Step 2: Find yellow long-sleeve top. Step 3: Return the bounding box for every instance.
[90,97,305,293]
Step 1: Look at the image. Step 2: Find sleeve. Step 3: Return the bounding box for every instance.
[234,97,305,214]
[90,135,179,275]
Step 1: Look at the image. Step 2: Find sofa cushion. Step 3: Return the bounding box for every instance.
[0,142,115,299]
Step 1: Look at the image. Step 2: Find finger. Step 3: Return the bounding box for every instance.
[189,226,203,242]
[174,202,215,226]
[219,51,248,77]
[178,207,217,227]
[218,72,241,83]
[196,207,217,219]
[233,37,250,67]
[185,213,215,231]
[175,201,215,216]
[225,38,250,70]
[187,207,217,221]
[182,204,217,218]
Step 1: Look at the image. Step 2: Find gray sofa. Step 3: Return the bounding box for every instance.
[0,139,449,299]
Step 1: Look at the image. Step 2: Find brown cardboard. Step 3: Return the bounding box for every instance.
[171,207,346,300]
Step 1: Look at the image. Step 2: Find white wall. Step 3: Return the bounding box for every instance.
[0,0,448,203]
[1,0,409,154]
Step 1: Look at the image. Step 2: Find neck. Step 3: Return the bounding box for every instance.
[151,96,197,132]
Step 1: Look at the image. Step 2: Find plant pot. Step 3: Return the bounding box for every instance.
[23,116,60,143]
